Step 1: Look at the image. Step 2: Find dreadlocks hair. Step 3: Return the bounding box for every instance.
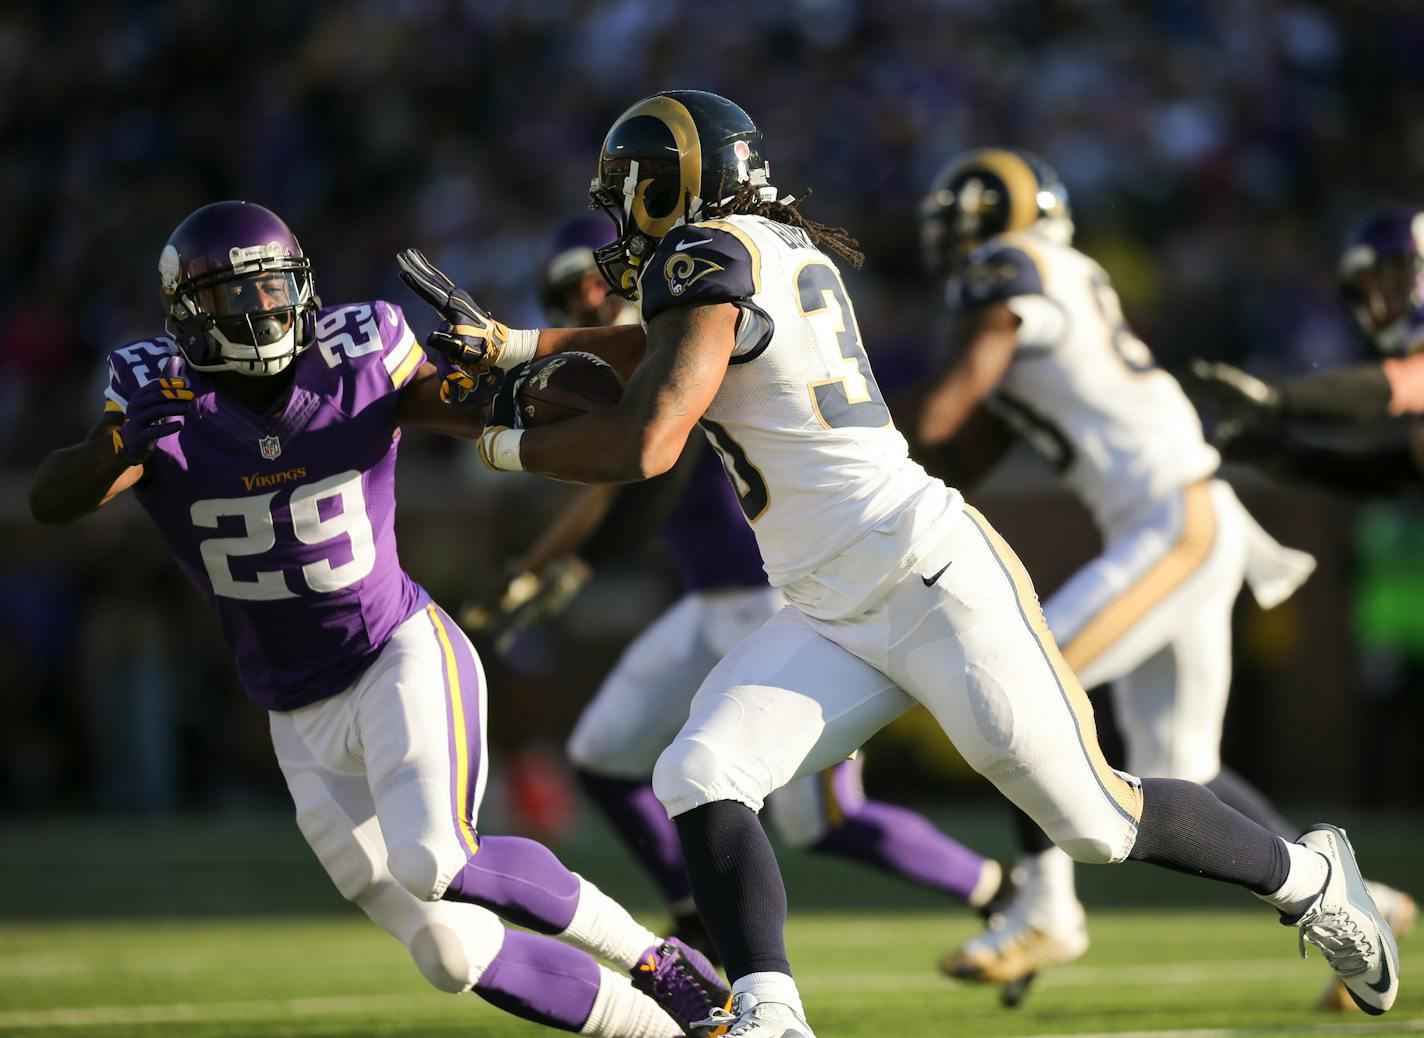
[706,181,865,269]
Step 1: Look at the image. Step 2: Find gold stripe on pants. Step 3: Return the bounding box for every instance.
[963,505,1144,824]
[1059,482,1217,675]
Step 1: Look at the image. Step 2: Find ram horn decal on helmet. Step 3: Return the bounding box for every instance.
[587,90,770,301]
[920,148,1073,280]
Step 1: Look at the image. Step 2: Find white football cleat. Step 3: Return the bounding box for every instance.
[1288,825,1400,1016]
[694,992,815,1038]
[1317,882,1415,1012]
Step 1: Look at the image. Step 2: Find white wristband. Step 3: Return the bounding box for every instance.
[497,328,540,370]
[485,427,525,471]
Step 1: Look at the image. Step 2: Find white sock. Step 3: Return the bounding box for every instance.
[966,859,1003,909]
[733,972,806,1021]
[1019,848,1083,933]
[580,966,681,1038]
[561,874,660,971]
[1258,839,1329,916]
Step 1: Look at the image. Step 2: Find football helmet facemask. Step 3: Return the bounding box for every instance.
[588,90,774,300]
[1337,208,1424,354]
[160,200,320,377]
[920,148,1072,280]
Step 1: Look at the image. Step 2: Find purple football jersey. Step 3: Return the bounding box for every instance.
[660,445,767,592]
[103,301,430,711]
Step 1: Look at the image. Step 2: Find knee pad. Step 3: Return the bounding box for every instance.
[1053,834,1117,865]
[290,772,381,902]
[1037,808,1134,865]
[766,776,830,849]
[653,737,759,816]
[409,911,505,993]
[389,841,459,902]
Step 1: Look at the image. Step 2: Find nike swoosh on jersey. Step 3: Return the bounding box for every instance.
[675,237,714,251]
[922,562,951,586]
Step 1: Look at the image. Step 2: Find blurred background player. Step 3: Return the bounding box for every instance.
[1188,208,1424,494]
[466,215,1011,958]
[27,201,728,1038]
[403,91,1402,1037]
[914,151,1413,1009]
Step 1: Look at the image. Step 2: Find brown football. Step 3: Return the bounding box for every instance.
[515,352,624,427]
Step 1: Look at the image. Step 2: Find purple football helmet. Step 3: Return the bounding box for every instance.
[1337,208,1424,353]
[537,214,628,327]
[160,201,320,376]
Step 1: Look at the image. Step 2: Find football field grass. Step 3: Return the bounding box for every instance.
[1,812,1419,1037]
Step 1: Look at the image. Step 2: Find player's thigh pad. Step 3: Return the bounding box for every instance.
[766,756,865,849]
[356,604,489,901]
[272,716,386,902]
[566,594,724,777]
[270,720,505,993]
[1044,480,1248,691]
[652,606,911,817]
[821,506,1143,864]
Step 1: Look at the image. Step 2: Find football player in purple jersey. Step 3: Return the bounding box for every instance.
[29,201,728,1038]
[464,217,1012,960]
[1188,207,1424,493]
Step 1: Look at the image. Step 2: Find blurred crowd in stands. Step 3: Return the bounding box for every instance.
[4,0,1423,816]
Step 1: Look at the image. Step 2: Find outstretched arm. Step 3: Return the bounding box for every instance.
[532,325,647,381]
[491,303,737,484]
[1185,357,1401,433]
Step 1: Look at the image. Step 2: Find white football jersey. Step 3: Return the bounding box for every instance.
[640,214,959,619]
[960,231,1219,528]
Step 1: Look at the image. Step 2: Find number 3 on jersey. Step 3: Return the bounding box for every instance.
[796,262,890,429]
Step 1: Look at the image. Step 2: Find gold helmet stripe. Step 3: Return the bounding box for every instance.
[958,148,1041,233]
[610,94,703,238]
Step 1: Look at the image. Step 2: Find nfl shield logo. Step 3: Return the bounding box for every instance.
[258,435,282,461]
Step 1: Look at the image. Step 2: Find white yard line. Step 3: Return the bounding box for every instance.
[0,994,436,1029]
[1024,1024,1424,1038]
[0,959,1410,1031]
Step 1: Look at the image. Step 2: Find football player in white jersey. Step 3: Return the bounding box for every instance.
[914,149,1413,1009]
[398,92,1401,1037]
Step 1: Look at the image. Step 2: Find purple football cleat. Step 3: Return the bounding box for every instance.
[630,938,730,1034]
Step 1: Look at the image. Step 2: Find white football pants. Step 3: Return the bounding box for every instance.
[269,603,505,993]
[1046,479,1314,782]
[653,506,1145,865]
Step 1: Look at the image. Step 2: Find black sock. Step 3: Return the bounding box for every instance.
[1206,767,1296,839]
[1013,804,1057,856]
[673,801,790,979]
[1128,777,1289,895]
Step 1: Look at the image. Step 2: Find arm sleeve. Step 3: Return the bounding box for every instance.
[580,440,701,567]
[639,223,759,324]
[1276,363,1393,423]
